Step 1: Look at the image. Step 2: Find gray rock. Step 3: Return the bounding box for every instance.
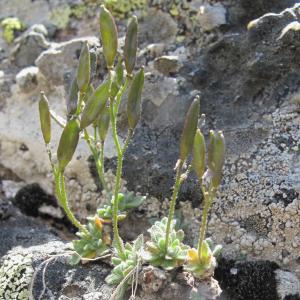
[36,37,99,85]
[0,211,113,300]
[16,66,39,92]
[196,3,227,31]
[12,29,50,67]
[153,55,182,75]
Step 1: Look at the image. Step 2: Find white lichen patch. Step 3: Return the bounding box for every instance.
[204,98,300,275]
[0,252,33,300]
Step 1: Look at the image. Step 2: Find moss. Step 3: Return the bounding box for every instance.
[1,17,24,44]
[71,4,88,19]
[104,0,148,18]
[50,5,72,29]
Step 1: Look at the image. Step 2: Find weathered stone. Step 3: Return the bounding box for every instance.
[15,66,39,92]
[196,3,227,31]
[36,37,98,85]
[153,55,182,75]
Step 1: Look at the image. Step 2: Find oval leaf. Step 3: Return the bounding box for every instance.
[124,16,138,75]
[77,42,90,92]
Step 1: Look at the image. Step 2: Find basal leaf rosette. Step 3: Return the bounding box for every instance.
[69,216,111,265]
[184,239,222,279]
[106,235,143,285]
[142,217,189,270]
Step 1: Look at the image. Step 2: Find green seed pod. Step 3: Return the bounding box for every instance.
[192,129,206,181]
[127,67,144,129]
[207,130,215,171]
[179,96,200,161]
[211,131,225,188]
[124,16,138,76]
[77,42,90,92]
[89,48,97,80]
[97,105,110,142]
[99,5,118,69]
[57,118,80,171]
[39,92,51,144]
[115,58,124,87]
[67,77,79,117]
[80,80,110,129]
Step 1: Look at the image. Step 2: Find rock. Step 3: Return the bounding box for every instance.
[16,66,39,92]
[196,3,227,31]
[139,9,177,45]
[0,211,113,300]
[12,27,50,67]
[0,198,14,220]
[153,55,182,75]
[36,37,98,85]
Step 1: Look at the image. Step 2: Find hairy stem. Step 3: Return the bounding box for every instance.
[164,160,184,253]
[197,190,211,260]
[58,171,88,234]
[83,129,108,192]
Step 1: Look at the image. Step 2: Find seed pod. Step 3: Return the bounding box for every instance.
[67,77,78,117]
[39,92,51,144]
[207,130,215,171]
[192,129,206,181]
[179,96,200,161]
[97,105,110,142]
[115,58,124,87]
[80,80,110,129]
[127,67,144,129]
[99,5,118,69]
[124,16,138,75]
[57,118,80,171]
[77,43,90,92]
[211,131,225,188]
[89,48,97,80]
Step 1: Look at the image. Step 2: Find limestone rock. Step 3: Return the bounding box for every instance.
[16,66,39,93]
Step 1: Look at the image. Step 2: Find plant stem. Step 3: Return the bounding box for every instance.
[197,189,211,260]
[58,171,89,235]
[164,160,184,253]
[83,129,108,192]
[109,101,125,258]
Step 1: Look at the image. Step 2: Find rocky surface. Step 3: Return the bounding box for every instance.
[1,0,300,299]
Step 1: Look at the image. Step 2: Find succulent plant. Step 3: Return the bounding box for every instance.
[106,235,144,285]
[69,216,111,265]
[143,217,189,270]
[184,239,222,279]
[98,192,146,221]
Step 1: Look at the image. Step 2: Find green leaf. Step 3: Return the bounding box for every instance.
[67,77,79,117]
[192,129,206,181]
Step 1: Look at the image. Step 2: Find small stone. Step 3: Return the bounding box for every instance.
[16,66,39,92]
[196,3,227,31]
[154,55,181,76]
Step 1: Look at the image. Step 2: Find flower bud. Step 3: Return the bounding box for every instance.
[80,80,110,129]
[39,92,51,144]
[211,131,225,188]
[124,16,138,75]
[179,96,200,161]
[77,42,90,92]
[97,105,110,142]
[192,129,206,181]
[67,77,78,117]
[57,118,80,171]
[127,67,144,129]
[99,5,118,69]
